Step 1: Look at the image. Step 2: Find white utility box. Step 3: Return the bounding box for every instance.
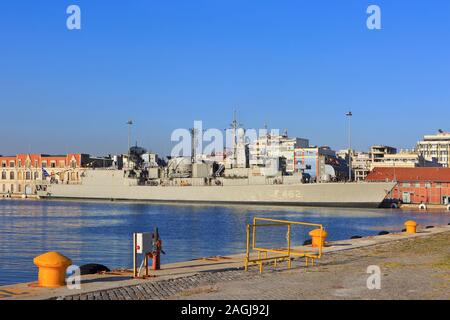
[135,232,152,254]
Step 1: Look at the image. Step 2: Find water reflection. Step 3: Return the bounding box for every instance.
[0,199,449,285]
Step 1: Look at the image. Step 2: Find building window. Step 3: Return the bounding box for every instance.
[403,182,410,187]
[18,184,21,192]
[10,184,14,193]
[71,160,77,168]
[42,161,47,168]
[2,184,5,193]
[18,160,22,168]
[1,171,5,180]
[26,172,31,180]
[9,161,14,168]
[34,160,39,168]
[415,183,420,188]
[1,161,5,168]
[59,161,65,168]
[34,172,39,180]
[9,172,14,180]
[51,162,56,168]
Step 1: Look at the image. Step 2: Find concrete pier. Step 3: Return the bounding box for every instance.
[1,224,449,300]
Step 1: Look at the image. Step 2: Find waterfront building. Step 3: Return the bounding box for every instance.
[372,150,440,169]
[365,167,450,205]
[337,150,371,182]
[339,147,441,182]
[335,149,348,160]
[352,152,372,182]
[294,146,348,182]
[370,145,397,167]
[416,130,450,167]
[0,154,111,197]
[249,133,308,175]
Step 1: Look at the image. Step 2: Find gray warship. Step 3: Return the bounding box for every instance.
[36,145,395,208]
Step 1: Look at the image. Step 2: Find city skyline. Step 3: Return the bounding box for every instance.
[1,1,449,156]
[0,121,444,159]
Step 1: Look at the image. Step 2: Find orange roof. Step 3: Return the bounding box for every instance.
[366,167,450,182]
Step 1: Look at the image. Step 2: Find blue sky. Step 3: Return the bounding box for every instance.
[1,1,449,157]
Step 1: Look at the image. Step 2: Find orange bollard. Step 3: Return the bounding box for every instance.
[404,220,417,234]
[33,252,72,288]
[309,229,328,248]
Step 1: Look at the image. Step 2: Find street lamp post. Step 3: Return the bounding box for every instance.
[346,111,352,182]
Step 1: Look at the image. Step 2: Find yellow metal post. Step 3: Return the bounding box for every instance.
[287,224,291,269]
[252,218,256,250]
[245,224,250,271]
[320,227,325,257]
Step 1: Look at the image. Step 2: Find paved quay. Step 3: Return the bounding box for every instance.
[1,224,449,300]
[173,230,450,300]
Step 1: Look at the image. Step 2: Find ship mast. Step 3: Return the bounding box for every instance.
[126,120,133,168]
[189,128,199,164]
[230,110,243,168]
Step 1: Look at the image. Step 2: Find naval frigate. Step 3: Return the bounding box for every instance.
[36,169,395,208]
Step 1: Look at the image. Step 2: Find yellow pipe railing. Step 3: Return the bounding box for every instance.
[245,217,326,273]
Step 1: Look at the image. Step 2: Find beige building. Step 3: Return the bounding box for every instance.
[352,152,371,181]
[373,151,439,168]
[249,134,309,175]
[338,146,441,182]
[416,131,450,167]
[1,154,111,197]
[336,150,372,182]
[370,145,397,166]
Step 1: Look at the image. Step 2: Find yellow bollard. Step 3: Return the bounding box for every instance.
[309,229,328,248]
[33,252,72,288]
[404,220,417,234]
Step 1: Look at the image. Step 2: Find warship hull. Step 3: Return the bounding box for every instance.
[37,170,395,208]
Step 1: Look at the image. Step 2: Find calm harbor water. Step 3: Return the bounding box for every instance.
[1,199,449,286]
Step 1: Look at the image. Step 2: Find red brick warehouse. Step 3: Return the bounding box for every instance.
[366,167,450,205]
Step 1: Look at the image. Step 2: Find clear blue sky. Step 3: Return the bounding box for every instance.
[1,1,449,157]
